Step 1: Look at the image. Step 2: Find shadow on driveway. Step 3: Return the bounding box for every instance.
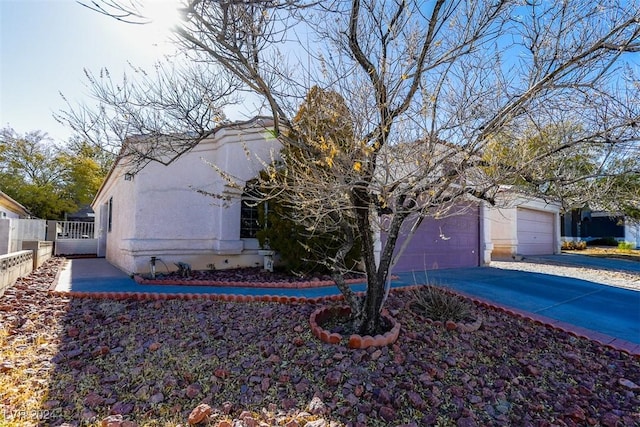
[396,258,639,347]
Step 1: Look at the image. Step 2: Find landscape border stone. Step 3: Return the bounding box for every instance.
[309,305,401,349]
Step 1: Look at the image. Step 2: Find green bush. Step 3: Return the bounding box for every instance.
[618,241,635,252]
[408,285,472,322]
[256,201,361,276]
[587,237,619,247]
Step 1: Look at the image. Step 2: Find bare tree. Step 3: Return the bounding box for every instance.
[66,0,639,335]
[56,58,241,171]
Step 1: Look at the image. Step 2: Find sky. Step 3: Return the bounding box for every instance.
[0,0,185,143]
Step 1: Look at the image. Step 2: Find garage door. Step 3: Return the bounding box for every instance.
[387,206,480,273]
[517,208,554,255]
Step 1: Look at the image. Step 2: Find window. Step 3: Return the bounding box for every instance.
[240,198,260,238]
[107,197,113,232]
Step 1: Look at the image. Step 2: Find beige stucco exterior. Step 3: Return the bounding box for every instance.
[489,189,562,259]
[92,118,281,275]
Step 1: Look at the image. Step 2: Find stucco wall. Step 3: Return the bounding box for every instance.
[93,120,281,275]
[490,191,561,259]
[625,222,640,249]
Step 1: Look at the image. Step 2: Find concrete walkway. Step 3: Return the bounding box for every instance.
[52,256,640,354]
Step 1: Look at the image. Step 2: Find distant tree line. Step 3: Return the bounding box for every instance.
[0,127,114,220]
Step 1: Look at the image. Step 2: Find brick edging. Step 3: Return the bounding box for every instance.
[133,275,367,289]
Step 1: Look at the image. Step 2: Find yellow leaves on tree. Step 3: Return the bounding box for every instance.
[290,85,357,170]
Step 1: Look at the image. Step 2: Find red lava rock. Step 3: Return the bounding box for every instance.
[149,392,164,404]
[393,350,406,365]
[600,412,621,427]
[445,320,457,331]
[293,337,305,347]
[148,342,161,351]
[84,392,105,407]
[110,401,134,415]
[188,403,212,425]
[307,396,328,415]
[564,405,586,421]
[222,401,233,414]
[101,414,123,427]
[214,368,229,379]
[407,391,426,409]
[618,378,640,390]
[379,406,396,421]
[217,421,232,427]
[93,345,110,356]
[456,417,479,427]
[325,370,343,386]
[526,365,540,376]
[185,383,202,398]
[239,411,258,427]
[66,348,83,359]
[375,388,392,404]
[354,384,365,397]
[281,398,298,411]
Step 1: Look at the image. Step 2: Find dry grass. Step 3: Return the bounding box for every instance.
[563,246,640,261]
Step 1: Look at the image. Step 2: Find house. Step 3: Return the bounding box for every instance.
[376,141,561,272]
[488,188,562,259]
[92,117,282,275]
[562,208,640,248]
[0,190,31,219]
[384,190,561,273]
[92,117,562,275]
[382,201,494,273]
[66,205,95,222]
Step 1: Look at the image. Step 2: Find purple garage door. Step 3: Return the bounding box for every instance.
[385,205,480,273]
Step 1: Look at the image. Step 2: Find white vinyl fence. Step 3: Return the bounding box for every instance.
[52,221,98,256]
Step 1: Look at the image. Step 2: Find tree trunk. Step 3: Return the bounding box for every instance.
[357,275,385,335]
[351,189,388,336]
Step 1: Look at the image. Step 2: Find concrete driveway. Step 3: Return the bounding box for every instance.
[397,254,640,349]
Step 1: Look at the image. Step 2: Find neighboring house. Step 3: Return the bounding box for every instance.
[92,117,282,275]
[562,208,640,248]
[488,188,562,259]
[66,205,95,222]
[0,190,31,219]
[0,190,44,255]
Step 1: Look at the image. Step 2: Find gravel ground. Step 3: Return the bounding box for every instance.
[490,260,640,292]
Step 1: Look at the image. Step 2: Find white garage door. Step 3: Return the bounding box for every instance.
[517,208,554,255]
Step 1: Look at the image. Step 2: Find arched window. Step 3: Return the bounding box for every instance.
[240,183,264,238]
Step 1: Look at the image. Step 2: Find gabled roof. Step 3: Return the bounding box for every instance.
[0,190,32,218]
